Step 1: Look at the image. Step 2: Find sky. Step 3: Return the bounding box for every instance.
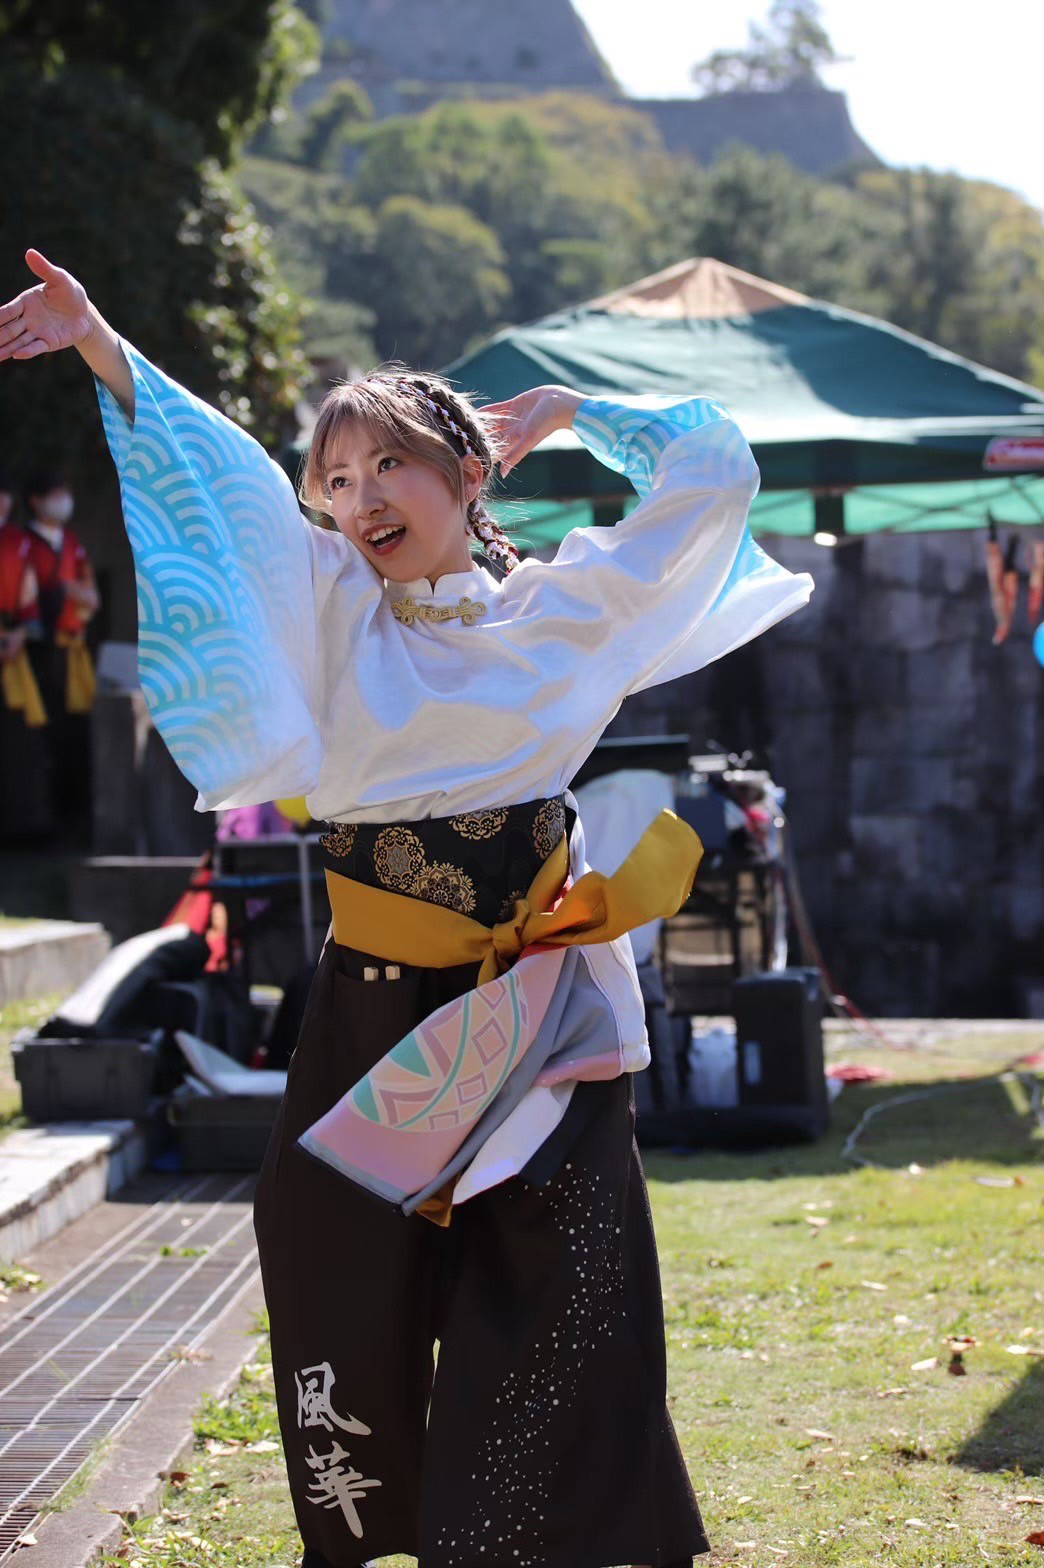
[570,0,1043,214]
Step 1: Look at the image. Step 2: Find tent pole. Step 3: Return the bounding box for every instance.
[813,490,846,546]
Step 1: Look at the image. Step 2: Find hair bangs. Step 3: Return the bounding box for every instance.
[300,379,464,515]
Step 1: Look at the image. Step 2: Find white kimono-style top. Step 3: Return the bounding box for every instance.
[95,342,814,1206]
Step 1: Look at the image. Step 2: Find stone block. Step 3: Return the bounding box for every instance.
[908,641,975,707]
[845,939,942,1016]
[922,807,997,874]
[947,776,978,812]
[858,587,944,652]
[935,928,1013,1014]
[773,711,834,767]
[70,858,201,945]
[849,814,923,880]
[1009,885,1043,942]
[785,848,835,930]
[827,874,899,937]
[764,646,831,711]
[919,531,981,596]
[898,703,969,757]
[851,757,955,816]
[851,705,917,757]
[900,877,969,938]
[0,1121,146,1261]
[91,690,211,857]
[861,533,924,588]
[842,649,908,708]
[782,789,842,855]
[0,922,111,1007]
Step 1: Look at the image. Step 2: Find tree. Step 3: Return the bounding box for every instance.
[0,0,319,163]
[0,67,306,465]
[844,167,1044,380]
[0,1,320,468]
[238,156,379,369]
[691,0,844,95]
[644,144,863,299]
[297,80,372,171]
[348,98,657,327]
[361,197,510,365]
[244,87,1044,388]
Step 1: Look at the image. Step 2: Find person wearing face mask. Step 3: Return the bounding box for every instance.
[0,470,51,837]
[23,468,99,825]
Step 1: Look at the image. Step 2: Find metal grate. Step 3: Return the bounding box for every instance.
[0,1174,260,1558]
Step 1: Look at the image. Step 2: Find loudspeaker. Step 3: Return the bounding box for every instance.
[734,968,827,1136]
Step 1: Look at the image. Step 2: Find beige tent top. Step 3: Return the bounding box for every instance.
[587,256,811,320]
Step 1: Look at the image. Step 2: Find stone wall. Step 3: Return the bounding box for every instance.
[296,0,618,118]
[635,85,878,178]
[607,529,1044,1016]
[78,505,1043,1015]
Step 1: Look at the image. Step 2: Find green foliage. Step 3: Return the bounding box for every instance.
[845,168,1044,380]
[0,0,320,164]
[691,0,845,95]
[646,143,864,299]
[239,83,1044,387]
[94,1027,1044,1568]
[243,94,662,367]
[0,65,306,468]
[347,98,658,332]
[363,196,510,365]
[297,296,378,372]
[643,146,1044,387]
[297,79,372,171]
[239,155,378,367]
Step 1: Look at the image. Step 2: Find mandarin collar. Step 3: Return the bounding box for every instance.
[383,564,496,603]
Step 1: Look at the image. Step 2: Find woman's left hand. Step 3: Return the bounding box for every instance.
[481,385,585,476]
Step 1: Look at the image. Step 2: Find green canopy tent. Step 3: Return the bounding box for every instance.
[443,258,1044,551]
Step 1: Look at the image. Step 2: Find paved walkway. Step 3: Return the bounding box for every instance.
[0,1170,263,1566]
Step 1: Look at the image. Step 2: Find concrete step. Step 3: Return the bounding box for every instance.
[0,921,111,1008]
[0,1121,146,1262]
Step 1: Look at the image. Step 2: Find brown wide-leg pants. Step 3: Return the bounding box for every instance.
[253,939,710,1568]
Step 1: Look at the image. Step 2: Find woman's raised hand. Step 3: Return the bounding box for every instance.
[0,250,91,364]
[0,250,133,416]
[482,384,585,477]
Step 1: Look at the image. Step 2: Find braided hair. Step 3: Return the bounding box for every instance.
[301,363,521,575]
[392,374,520,575]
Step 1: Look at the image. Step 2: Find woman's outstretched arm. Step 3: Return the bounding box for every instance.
[501,391,815,708]
[0,250,134,419]
[1,247,348,811]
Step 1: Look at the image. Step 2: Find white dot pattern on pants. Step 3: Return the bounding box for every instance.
[433,1158,629,1567]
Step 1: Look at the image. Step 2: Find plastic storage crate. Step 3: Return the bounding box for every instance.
[12,1028,164,1121]
[168,1081,282,1171]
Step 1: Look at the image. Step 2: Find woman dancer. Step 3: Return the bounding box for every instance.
[0,249,813,1568]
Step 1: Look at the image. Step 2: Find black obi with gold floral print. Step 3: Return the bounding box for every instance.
[318,796,575,929]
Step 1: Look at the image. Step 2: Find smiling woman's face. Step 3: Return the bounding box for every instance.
[324,421,482,587]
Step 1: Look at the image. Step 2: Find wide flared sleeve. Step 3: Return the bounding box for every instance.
[94,340,353,811]
[510,394,813,705]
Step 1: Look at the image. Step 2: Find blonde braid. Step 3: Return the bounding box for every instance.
[398,374,520,575]
[467,499,521,575]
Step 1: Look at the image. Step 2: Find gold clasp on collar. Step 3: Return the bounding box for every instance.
[391,595,487,627]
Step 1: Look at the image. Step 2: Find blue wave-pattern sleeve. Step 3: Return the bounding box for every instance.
[507,393,814,706]
[95,341,325,811]
[572,393,735,498]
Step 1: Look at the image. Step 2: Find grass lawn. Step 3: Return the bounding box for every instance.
[35,1019,1044,1567]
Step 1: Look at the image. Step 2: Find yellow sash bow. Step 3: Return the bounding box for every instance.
[325,807,703,985]
[55,632,96,714]
[1,648,47,727]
